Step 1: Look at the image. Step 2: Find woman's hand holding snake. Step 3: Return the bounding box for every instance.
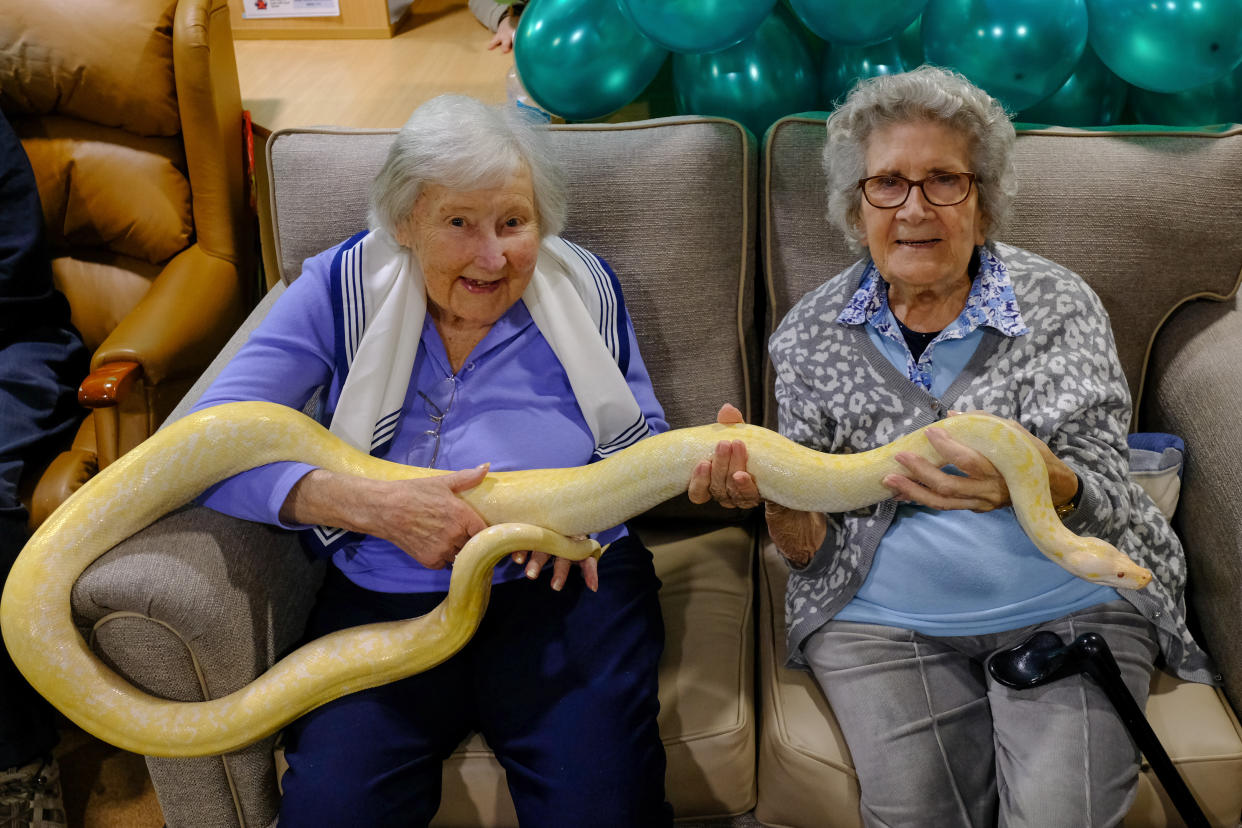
[688,403,827,567]
[281,465,595,589]
[883,412,1079,515]
[280,466,491,569]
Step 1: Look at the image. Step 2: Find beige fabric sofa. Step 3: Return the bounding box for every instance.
[69,115,1242,827]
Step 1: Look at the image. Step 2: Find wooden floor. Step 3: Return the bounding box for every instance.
[235,0,513,133]
[62,4,524,825]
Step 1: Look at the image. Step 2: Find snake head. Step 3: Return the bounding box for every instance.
[1076,537,1153,590]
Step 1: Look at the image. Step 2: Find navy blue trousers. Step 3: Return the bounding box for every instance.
[0,329,89,769]
[0,106,90,769]
[278,533,673,828]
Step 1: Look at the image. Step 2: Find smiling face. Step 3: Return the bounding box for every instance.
[397,168,541,335]
[858,120,986,299]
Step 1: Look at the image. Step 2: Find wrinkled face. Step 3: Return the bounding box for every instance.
[858,120,986,294]
[397,168,540,330]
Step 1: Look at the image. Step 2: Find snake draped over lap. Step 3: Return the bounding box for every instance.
[0,401,1151,757]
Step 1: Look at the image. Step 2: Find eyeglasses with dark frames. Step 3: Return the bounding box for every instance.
[857,172,977,209]
[417,375,458,468]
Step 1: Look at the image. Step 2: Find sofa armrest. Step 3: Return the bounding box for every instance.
[71,504,323,828]
[1143,296,1242,717]
[78,361,143,408]
[92,244,249,386]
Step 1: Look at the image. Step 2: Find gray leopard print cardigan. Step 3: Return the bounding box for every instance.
[769,241,1216,684]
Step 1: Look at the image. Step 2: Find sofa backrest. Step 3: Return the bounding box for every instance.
[265,118,758,431]
[762,117,1242,427]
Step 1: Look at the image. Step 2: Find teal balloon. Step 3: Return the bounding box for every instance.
[822,39,906,106]
[1086,0,1242,95]
[922,0,1088,112]
[1130,62,1242,125]
[897,15,925,69]
[789,0,928,45]
[673,9,819,139]
[619,0,777,54]
[1018,45,1128,127]
[514,0,668,121]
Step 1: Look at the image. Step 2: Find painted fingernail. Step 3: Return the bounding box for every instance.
[526,562,539,579]
[513,552,526,565]
[551,576,564,591]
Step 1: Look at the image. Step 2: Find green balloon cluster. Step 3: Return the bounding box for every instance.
[513,0,1242,131]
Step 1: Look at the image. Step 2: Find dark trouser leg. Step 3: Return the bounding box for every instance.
[0,330,88,769]
[475,533,672,828]
[277,568,473,828]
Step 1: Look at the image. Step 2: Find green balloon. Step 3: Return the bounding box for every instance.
[822,39,906,108]
[514,0,668,122]
[1018,45,1128,127]
[923,0,1088,112]
[1130,62,1242,126]
[619,0,777,54]
[789,0,927,46]
[1086,0,1242,94]
[897,15,925,69]
[672,9,820,139]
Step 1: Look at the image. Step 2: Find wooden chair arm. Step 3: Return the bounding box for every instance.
[78,361,143,408]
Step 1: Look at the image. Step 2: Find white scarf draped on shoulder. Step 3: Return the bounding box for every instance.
[325,228,651,462]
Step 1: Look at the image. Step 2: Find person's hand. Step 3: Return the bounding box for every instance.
[764,503,827,569]
[280,466,491,570]
[687,403,762,509]
[488,13,518,52]
[882,412,1078,512]
[368,467,492,568]
[510,546,599,592]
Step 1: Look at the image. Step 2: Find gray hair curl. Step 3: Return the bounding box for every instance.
[369,94,567,241]
[823,65,1017,252]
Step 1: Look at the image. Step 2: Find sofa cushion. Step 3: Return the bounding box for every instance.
[761,118,1242,427]
[0,0,180,137]
[755,539,1242,828]
[1128,433,1184,519]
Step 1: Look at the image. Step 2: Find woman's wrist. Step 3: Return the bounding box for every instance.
[1054,472,1083,519]
[281,469,377,534]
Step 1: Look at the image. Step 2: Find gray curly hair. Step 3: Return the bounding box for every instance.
[369,94,567,242]
[823,65,1017,252]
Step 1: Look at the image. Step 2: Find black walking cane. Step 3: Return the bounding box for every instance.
[988,630,1212,828]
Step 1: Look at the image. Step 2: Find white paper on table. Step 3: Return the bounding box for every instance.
[242,0,341,19]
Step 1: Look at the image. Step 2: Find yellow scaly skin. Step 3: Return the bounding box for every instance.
[0,401,1150,757]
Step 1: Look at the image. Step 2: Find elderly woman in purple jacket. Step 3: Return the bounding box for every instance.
[193,95,672,827]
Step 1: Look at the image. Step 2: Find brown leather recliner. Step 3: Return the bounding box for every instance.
[0,0,254,526]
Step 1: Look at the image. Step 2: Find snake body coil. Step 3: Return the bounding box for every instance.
[0,401,1150,757]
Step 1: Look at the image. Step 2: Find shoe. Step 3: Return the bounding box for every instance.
[0,758,67,828]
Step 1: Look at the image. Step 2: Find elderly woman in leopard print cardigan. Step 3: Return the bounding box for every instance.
[689,66,1216,828]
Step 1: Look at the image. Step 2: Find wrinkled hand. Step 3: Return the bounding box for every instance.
[883,411,1077,512]
[510,547,599,592]
[280,466,491,571]
[687,403,762,509]
[488,15,518,52]
[369,467,492,569]
[686,404,826,566]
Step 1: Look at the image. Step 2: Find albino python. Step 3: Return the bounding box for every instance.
[0,401,1151,758]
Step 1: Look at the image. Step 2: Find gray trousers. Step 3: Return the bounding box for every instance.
[803,600,1158,828]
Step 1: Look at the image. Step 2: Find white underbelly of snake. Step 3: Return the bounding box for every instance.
[0,401,1151,758]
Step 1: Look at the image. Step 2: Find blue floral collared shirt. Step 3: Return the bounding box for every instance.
[836,245,1030,391]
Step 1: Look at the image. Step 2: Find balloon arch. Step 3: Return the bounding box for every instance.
[511,0,1242,135]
